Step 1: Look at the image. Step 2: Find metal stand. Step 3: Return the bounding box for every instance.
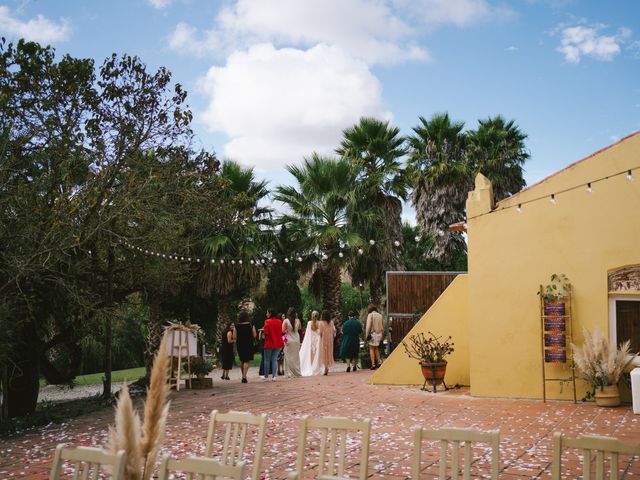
[421,364,450,393]
[540,285,577,403]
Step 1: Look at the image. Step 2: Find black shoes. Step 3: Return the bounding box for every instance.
[221,375,230,380]
[346,366,351,372]
[241,378,248,383]
[353,365,357,372]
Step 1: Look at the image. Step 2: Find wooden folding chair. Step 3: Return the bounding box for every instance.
[289,415,372,480]
[158,455,245,480]
[205,410,267,480]
[552,431,640,480]
[412,427,500,480]
[49,444,126,480]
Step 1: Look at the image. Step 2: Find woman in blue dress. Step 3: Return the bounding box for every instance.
[339,311,363,372]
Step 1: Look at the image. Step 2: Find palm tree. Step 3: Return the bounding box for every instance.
[466,115,529,201]
[336,117,409,306]
[407,113,468,264]
[197,160,271,346]
[274,154,364,324]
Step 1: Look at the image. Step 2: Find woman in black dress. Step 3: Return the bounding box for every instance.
[235,311,256,383]
[220,322,235,380]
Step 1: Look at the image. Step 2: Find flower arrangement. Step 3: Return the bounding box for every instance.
[403,331,454,363]
[539,273,570,303]
[186,356,214,378]
[572,327,635,390]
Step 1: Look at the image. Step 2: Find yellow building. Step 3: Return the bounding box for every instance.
[372,131,640,400]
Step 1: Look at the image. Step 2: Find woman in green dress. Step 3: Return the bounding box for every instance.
[339,311,363,372]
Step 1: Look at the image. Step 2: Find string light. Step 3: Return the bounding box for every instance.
[338,251,344,258]
[393,240,400,247]
[517,204,522,213]
[627,170,633,181]
[297,256,303,262]
[357,248,364,255]
[414,235,421,242]
[549,194,556,205]
[369,239,375,245]
[219,259,224,264]
[587,183,592,193]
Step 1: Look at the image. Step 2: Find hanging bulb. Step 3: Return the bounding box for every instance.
[238,259,243,265]
[338,251,344,258]
[414,235,421,243]
[322,253,328,260]
[231,259,236,265]
[550,194,556,205]
[162,254,166,258]
[587,183,592,193]
[393,240,400,247]
[272,258,277,263]
[627,170,633,181]
[196,258,200,262]
[517,204,522,213]
[369,239,375,245]
[210,259,215,264]
[297,256,303,262]
[250,259,255,265]
[284,258,289,263]
[261,259,266,264]
[220,259,225,264]
[357,248,364,255]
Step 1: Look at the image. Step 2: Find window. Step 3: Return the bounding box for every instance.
[609,296,640,354]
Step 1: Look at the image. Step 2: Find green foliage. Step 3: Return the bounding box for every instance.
[539,273,570,303]
[400,223,467,272]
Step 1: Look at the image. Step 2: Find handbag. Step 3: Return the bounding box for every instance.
[366,333,372,341]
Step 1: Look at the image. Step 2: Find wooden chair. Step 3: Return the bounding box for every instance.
[205,410,267,480]
[412,427,500,480]
[158,455,245,480]
[49,444,126,480]
[290,415,371,480]
[552,431,640,480]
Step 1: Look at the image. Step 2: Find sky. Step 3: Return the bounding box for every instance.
[1,0,639,223]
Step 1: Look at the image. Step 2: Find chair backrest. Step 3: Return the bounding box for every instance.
[294,415,371,480]
[158,455,245,480]
[412,427,500,480]
[205,410,267,480]
[49,444,126,480]
[552,432,640,480]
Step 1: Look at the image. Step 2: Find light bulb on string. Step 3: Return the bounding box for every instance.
[219,259,225,264]
[297,256,303,262]
[210,259,215,264]
[231,260,236,265]
[196,258,199,262]
[550,194,556,205]
[517,204,522,213]
[338,251,344,258]
[393,240,400,247]
[272,258,277,263]
[369,239,375,245]
[627,170,633,181]
[250,259,254,265]
[587,183,592,193]
[357,248,364,255]
[414,236,421,243]
[284,258,289,263]
[238,259,243,265]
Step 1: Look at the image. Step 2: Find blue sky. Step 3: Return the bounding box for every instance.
[1,0,639,222]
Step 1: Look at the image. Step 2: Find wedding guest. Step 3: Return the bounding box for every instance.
[340,310,363,372]
[220,322,236,380]
[283,307,302,377]
[300,310,322,376]
[262,308,284,380]
[365,304,384,369]
[235,310,256,383]
[318,310,336,376]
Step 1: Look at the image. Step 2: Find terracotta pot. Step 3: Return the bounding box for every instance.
[594,384,621,407]
[420,361,447,386]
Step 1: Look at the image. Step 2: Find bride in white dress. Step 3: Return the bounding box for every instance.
[300,310,323,376]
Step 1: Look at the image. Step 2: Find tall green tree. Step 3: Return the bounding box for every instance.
[407,113,528,264]
[275,154,364,325]
[336,117,409,306]
[198,160,271,347]
[407,113,468,264]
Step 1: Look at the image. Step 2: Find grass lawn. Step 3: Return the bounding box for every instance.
[40,366,146,388]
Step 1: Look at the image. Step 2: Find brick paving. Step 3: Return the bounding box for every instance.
[2,367,640,479]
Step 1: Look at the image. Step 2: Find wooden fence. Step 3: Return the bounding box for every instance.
[386,271,463,344]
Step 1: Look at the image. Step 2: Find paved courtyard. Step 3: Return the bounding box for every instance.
[2,368,640,479]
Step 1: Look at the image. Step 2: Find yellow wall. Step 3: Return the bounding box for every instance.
[370,275,470,386]
[467,132,640,399]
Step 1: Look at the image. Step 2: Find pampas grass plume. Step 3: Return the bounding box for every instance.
[141,337,170,480]
[108,383,142,480]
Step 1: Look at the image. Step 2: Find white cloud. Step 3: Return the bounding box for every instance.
[0,6,71,43]
[147,0,173,8]
[170,0,429,65]
[199,43,391,169]
[557,24,632,64]
[505,45,519,52]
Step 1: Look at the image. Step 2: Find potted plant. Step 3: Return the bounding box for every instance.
[539,273,570,331]
[403,331,454,392]
[572,327,635,407]
[186,356,214,380]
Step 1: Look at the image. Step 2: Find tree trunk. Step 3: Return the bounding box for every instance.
[102,240,114,399]
[6,324,41,418]
[321,262,342,327]
[215,297,230,365]
[369,279,382,309]
[145,290,163,383]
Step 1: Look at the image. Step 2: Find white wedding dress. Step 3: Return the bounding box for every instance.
[300,325,323,376]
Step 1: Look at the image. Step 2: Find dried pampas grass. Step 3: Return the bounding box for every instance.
[572,327,635,389]
[141,343,170,480]
[107,335,170,480]
[108,383,142,480]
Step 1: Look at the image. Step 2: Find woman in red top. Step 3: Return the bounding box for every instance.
[262,308,284,380]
